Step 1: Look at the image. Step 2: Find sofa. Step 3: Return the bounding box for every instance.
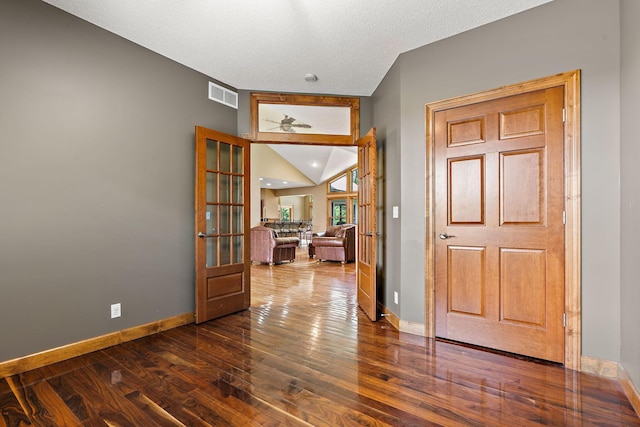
[250,226,300,265]
[310,224,356,264]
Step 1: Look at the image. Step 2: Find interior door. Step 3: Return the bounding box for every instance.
[195,126,251,324]
[357,128,377,321]
[434,87,565,362]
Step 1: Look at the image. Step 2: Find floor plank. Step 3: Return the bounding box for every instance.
[0,378,31,427]
[1,251,638,426]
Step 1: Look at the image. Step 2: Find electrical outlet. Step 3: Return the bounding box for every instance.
[394,291,399,305]
[110,303,121,319]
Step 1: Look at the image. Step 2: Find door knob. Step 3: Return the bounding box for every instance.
[198,232,207,238]
[439,233,455,240]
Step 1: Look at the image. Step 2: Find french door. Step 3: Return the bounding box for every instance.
[194,126,251,323]
[357,128,378,321]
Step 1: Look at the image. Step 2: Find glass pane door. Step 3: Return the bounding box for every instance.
[205,138,244,268]
[195,125,251,324]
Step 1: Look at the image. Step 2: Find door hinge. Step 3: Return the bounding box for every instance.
[563,313,567,328]
[563,210,566,225]
[562,108,566,123]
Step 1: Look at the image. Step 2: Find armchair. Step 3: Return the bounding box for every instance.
[251,226,300,265]
[310,224,356,264]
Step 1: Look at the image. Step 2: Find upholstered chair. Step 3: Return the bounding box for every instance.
[310,224,356,264]
[250,226,300,265]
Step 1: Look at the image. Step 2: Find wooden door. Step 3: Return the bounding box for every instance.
[434,87,565,362]
[195,126,251,324]
[357,128,377,321]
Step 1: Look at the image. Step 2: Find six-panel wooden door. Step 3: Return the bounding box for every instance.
[434,87,566,362]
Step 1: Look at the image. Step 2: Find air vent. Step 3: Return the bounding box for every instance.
[208,82,238,109]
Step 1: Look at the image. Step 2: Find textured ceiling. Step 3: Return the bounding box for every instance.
[40,0,552,191]
[41,0,552,96]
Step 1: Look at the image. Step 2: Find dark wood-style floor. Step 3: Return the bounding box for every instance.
[1,251,638,426]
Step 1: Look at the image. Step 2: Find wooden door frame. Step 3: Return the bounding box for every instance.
[425,70,581,370]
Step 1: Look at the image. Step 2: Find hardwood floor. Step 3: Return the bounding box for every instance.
[1,250,638,426]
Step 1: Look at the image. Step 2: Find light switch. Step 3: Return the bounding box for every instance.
[392,206,399,218]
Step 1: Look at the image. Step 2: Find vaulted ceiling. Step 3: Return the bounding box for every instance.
[41,0,553,188]
[261,145,358,190]
[41,0,552,96]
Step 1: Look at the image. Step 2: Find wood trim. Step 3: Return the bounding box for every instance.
[379,304,400,331]
[581,355,619,378]
[564,70,582,371]
[0,312,194,379]
[581,355,640,417]
[400,320,427,337]
[619,365,640,417]
[425,70,581,369]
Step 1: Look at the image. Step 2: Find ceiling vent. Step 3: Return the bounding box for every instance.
[208,82,238,109]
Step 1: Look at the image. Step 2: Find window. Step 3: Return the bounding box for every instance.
[330,199,347,225]
[329,174,347,193]
[250,93,360,145]
[326,166,358,226]
[351,169,358,192]
[280,206,292,221]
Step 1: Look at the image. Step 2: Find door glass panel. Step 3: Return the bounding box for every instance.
[362,205,369,235]
[351,169,358,192]
[206,237,218,267]
[220,205,231,234]
[220,142,231,173]
[220,237,231,265]
[362,145,369,171]
[232,176,243,204]
[220,174,230,203]
[206,139,218,170]
[206,172,218,203]
[352,197,358,224]
[232,146,243,174]
[206,205,218,235]
[233,236,243,264]
[233,206,243,234]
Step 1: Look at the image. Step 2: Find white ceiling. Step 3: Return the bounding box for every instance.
[41,0,552,96]
[41,0,552,189]
[261,145,357,190]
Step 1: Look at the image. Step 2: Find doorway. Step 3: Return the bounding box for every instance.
[425,70,581,369]
[247,92,378,319]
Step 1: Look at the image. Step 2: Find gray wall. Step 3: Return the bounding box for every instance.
[1,0,635,390]
[372,0,624,360]
[371,64,402,317]
[620,0,640,389]
[0,0,237,361]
